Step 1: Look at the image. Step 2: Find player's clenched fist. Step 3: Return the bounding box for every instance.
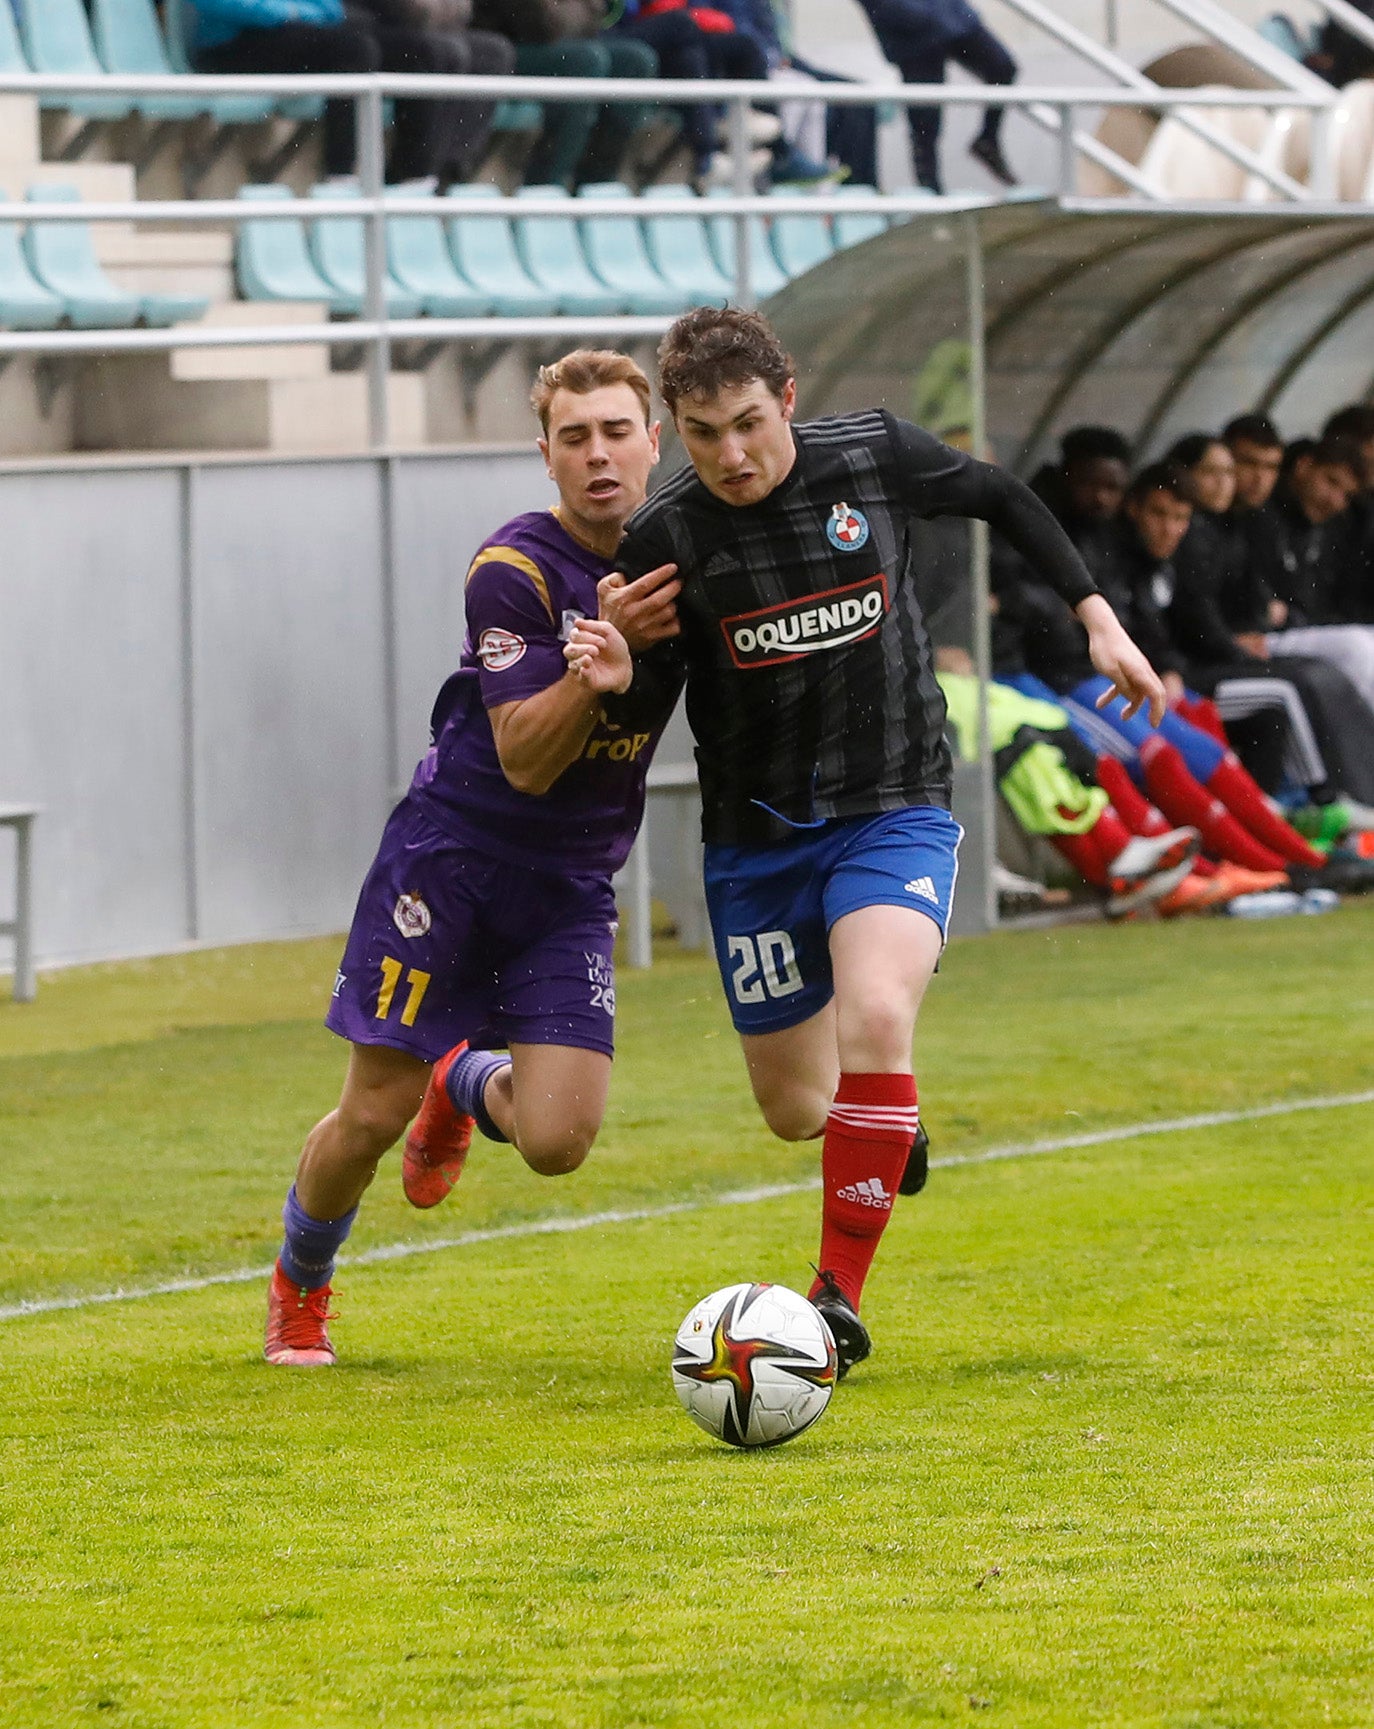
[565,617,634,695]
[598,562,681,651]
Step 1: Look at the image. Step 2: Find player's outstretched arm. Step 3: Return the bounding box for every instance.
[1076,593,1167,724]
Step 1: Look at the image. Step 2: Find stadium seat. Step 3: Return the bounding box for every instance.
[1258,14,1320,60]
[575,183,692,315]
[513,186,627,317]
[766,187,834,280]
[22,188,140,329]
[90,0,274,125]
[306,185,423,319]
[492,101,542,134]
[704,189,789,301]
[386,196,493,317]
[830,185,890,251]
[17,0,133,122]
[235,185,346,313]
[0,2,28,77]
[640,185,733,306]
[0,220,64,330]
[443,184,557,317]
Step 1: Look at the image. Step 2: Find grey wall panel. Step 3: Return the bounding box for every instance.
[0,468,187,966]
[190,462,390,946]
[389,451,553,789]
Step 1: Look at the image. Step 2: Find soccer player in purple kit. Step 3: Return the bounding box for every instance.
[264,349,682,1366]
[574,307,1165,1379]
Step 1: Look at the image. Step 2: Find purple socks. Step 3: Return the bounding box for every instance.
[279,1184,357,1290]
[445,1047,512,1144]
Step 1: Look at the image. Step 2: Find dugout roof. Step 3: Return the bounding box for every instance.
[778,198,1374,471]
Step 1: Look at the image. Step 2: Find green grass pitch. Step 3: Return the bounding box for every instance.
[2,906,1372,1728]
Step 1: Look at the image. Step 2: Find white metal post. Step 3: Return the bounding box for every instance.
[358,83,390,450]
[1058,102,1077,197]
[729,96,754,307]
[965,213,997,931]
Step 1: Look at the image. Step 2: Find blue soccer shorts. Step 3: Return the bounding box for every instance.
[703,805,963,1036]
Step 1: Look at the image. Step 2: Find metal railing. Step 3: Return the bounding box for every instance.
[0,68,1348,446]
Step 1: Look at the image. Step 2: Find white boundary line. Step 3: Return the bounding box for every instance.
[3,1089,1371,1325]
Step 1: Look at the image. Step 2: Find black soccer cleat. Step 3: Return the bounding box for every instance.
[810,1270,871,1381]
[899,1122,930,1196]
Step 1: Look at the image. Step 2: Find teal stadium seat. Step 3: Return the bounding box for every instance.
[386,195,493,317]
[0,2,28,78]
[18,0,133,122]
[830,185,890,251]
[443,184,557,317]
[22,188,140,328]
[705,188,788,301]
[236,184,344,311]
[492,101,542,134]
[23,185,208,326]
[1259,14,1321,59]
[0,220,64,330]
[514,186,626,317]
[576,183,691,315]
[306,184,423,318]
[766,186,834,280]
[91,0,275,124]
[639,184,732,306]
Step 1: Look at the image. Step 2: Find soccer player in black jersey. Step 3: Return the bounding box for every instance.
[567,308,1164,1377]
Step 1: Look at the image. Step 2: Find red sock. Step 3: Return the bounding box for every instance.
[1139,738,1287,873]
[1204,754,1324,868]
[810,1073,918,1311]
[1175,694,1229,744]
[1095,755,1172,837]
[1052,830,1108,886]
[1052,806,1131,888]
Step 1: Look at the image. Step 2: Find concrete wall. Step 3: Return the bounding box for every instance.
[0,447,702,971]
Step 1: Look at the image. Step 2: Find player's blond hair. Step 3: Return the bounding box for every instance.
[531,350,653,432]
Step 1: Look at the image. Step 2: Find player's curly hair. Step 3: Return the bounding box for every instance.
[657,306,794,413]
[531,349,652,432]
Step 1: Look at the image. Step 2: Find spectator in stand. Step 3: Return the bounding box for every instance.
[1166,430,1374,819]
[717,0,839,184]
[189,0,464,183]
[997,461,1373,895]
[1306,0,1374,86]
[472,0,659,188]
[349,0,516,184]
[610,0,775,188]
[1245,433,1374,712]
[854,0,1017,193]
[1322,403,1374,624]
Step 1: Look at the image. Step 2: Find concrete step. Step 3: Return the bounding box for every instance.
[74,358,425,454]
[170,303,331,382]
[0,96,41,169]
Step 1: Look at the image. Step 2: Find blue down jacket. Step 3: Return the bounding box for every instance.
[187,0,347,52]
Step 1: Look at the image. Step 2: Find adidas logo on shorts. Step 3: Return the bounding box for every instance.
[904,876,939,904]
[836,1177,893,1209]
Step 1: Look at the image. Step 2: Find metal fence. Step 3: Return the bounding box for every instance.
[0,67,1351,448]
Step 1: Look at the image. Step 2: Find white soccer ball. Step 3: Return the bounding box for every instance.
[672,1282,838,1449]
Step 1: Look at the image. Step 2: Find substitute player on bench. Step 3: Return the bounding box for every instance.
[572,307,1164,1377]
[265,350,682,1366]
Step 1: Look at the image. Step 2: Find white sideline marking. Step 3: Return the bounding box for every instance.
[3,1089,1371,1325]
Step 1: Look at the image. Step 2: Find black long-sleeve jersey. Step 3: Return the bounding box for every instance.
[613,410,1098,846]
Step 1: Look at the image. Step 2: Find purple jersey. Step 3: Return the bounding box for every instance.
[410,510,670,875]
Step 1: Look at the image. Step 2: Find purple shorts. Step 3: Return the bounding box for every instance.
[326,801,618,1062]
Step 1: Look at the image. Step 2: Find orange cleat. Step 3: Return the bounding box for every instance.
[1156,863,1288,917]
[402,1043,475,1209]
[264,1261,337,1366]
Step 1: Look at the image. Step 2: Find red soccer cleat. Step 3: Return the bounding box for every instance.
[402,1043,475,1209]
[264,1261,337,1367]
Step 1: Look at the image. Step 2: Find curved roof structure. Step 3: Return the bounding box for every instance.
[774,197,1374,471]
